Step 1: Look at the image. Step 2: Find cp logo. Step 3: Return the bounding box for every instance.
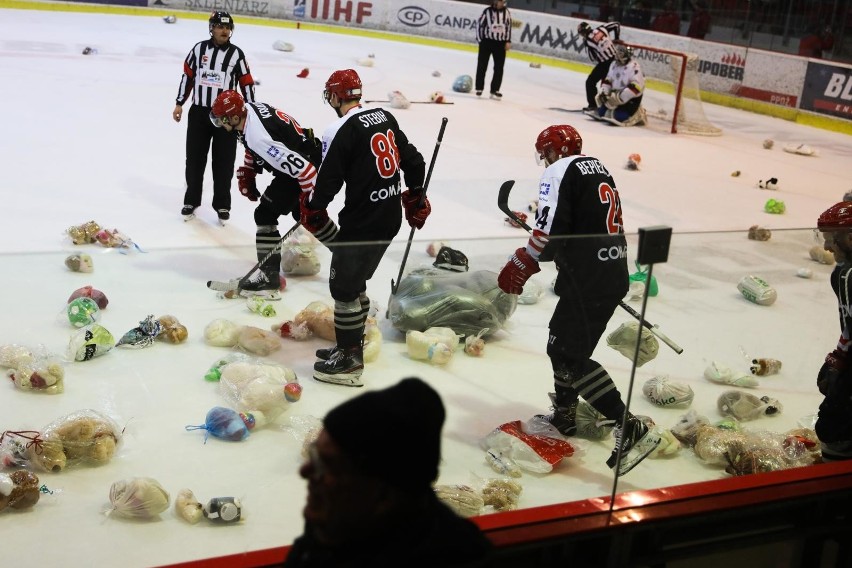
[398,6,430,27]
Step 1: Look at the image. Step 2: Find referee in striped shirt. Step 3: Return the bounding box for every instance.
[578,21,621,111]
[475,0,512,100]
[172,11,255,223]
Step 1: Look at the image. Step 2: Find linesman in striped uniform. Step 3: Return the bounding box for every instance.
[577,21,621,111]
[475,0,512,100]
[172,11,255,224]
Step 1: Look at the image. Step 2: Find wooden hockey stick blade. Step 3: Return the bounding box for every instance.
[497,179,683,354]
[364,99,455,104]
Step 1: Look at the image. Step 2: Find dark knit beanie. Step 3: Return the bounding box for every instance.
[323,377,445,492]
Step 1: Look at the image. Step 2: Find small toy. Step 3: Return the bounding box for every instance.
[0,470,41,512]
[64,253,94,273]
[68,323,115,361]
[67,297,100,328]
[117,315,163,348]
[186,407,252,442]
[108,478,170,519]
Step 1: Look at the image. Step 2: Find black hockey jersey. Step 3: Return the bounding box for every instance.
[311,106,425,242]
[829,264,852,356]
[530,154,628,300]
[241,102,320,191]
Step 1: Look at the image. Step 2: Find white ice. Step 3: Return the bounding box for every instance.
[1,8,850,567]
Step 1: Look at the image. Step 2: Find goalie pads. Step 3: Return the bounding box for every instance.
[388,90,410,109]
[737,275,777,306]
[605,321,659,366]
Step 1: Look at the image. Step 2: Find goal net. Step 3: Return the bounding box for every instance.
[629,44,722,136]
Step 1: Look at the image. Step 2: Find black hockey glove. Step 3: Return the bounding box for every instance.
[304,127,323,165]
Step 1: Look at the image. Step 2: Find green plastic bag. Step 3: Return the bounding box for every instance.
[629,261,659,296]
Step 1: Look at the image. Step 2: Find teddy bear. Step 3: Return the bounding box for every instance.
[27,410,121,472]
[1,344,65,394]
[0,470,41,511]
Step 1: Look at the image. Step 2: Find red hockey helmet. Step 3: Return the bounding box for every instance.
[209,11,234,35]
[323,69,363,103]
[535,125,583,163]
[210,90,245,128]
[818,202,852,231]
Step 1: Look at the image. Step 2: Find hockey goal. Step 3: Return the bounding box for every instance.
[629,44,722,136]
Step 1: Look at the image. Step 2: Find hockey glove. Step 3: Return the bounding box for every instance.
[304,127,323,165]
[236,167,260,201]
[401,187,431,230]
[595,92,608,109]
[818,350,848,396]
[605,91,622,110]
[498,247,540,295]
[298,192,338,244]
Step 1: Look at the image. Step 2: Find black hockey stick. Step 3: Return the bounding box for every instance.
[496,180,683,354]
[365,100,455,105]
[206,220,302,292]
[390,116,449,296]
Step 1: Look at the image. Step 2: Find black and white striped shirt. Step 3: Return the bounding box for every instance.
[476,5,512,43]
[175,39,255,109]
[584,22,621,63]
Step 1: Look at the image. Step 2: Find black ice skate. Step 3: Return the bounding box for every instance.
[536,392,578,436]
[217,209,230,226]
[237,269,281,300]
[315,345,339,361]
[313,347,364,387]
[181,205,197,221]
[490,92,503,100]
[606,414,660,476]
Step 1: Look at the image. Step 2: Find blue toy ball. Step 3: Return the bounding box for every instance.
[452,75,473,93]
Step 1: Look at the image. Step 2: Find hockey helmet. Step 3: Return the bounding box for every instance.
[209,11,234,34]
[452,75,473,93]
[210,90,245,128]
[818,202,852,231]
[535,125,583,163]
[577,22,592,36]
[614,44,633,65]
[324,69,362,103]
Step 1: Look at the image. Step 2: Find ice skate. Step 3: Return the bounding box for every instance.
[606,414,661,476]
[181,205,197,221]
[535,392,578,436]
[490,91,503,100]
[536,394,614,440]
[313,347,364,387]
[315,345,340,361]
[217,209,230,226]
[236,268,282,301]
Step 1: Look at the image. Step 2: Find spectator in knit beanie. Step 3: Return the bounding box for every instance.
[284,377,493,568]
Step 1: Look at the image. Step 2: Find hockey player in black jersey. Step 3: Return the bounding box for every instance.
[209,90,321,297]
[299,69,427,387]
[814,202,852,462]
[497,124,659,476]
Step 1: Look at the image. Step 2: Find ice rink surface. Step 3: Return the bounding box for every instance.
[1,8,851,567]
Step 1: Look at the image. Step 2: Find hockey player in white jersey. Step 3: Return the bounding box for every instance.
[586,44,647,127]
[209,90,321,297]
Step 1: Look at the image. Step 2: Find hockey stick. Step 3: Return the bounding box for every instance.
[390,116,449,296]
[206,220,302,292]
[496,180,683,354]
[547,107,589,113]
[365,100,455,105]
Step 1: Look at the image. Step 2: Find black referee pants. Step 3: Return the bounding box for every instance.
[475,39,507,94]
[586,59,612,107]
[183,104,237,212]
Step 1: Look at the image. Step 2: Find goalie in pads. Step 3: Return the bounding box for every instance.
[496,124,660,476]
[586,45,647,127]
[209,90,322,297]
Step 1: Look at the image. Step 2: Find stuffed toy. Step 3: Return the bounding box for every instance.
[0,470,41,511]
[27,410,122,472]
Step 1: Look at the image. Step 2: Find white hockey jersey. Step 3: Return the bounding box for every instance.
[601,60,645,104]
